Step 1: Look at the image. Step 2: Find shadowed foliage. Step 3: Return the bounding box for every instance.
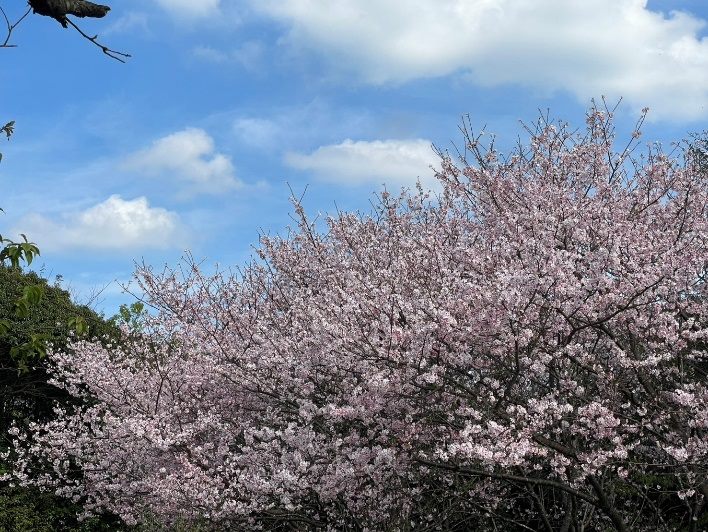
[0,265,125,531]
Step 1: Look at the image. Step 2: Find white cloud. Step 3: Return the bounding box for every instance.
[13,196,186,252]
[103,11,150,36]
[192,45,230,63]
[254,0,708,121]
[229,100,376,153]
[126,128,240,195]
[232,117,280,148]
[230,41,264,69]
[192,41,264,69]
[285,139,438,188]
[153,0,220,18]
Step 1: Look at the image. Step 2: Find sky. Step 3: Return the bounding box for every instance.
[1,0,707,318]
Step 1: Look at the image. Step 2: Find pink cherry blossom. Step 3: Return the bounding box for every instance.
[8,105,707,530]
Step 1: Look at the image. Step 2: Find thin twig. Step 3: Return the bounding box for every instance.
[0,6,31,47]
[65,17,130,62]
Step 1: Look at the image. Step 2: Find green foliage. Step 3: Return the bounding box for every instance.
[0,264,121,429]
[0,266,120,374]
[109,301,147,332]
[0,120,13,164]
[1,120,14,138]
[13,282,44,319]
[0,265,126,528]
[0,234,40,270]
[0,486,123,532]
[68,315,89,336]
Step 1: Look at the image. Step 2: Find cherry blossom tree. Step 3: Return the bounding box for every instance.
[6,105,707,530]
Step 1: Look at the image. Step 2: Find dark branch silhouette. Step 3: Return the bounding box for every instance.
[64,17,130,62]
[28,0,109,27]
[0,5,31,47]
[1,0,129,61]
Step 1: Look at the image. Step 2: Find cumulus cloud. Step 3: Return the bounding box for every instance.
[285,139,438,188]
[126,128,241,195]
[153,0,220,18]
[13,196,186,252]
[255,0,708,121]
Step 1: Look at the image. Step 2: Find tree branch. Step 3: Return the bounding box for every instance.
[586,475,629,532]
[415,458,599,506]
[0,6,31,47]
[64,17,130,62]
[532,433,579,460]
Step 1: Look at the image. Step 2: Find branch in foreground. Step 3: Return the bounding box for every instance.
[22,1,131,62]
[65,17,130,62]
[0,6,31,47]
[28,0,109,28]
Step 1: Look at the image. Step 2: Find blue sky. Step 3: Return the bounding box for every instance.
[1,0,707,318]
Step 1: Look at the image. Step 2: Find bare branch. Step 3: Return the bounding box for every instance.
[0,6,31,48]
[64,16,130,62]
[3,1,131,61]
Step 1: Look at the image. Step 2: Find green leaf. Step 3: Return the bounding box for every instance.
[12,284,45,318]
[68,315,89,336]
[10,333,50,369]
[0,239,41,269]
[14,298,28,318]
[2,120,15,139]
[23,284,44,305]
